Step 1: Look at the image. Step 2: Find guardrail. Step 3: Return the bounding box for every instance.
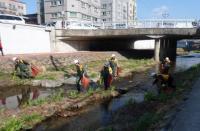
[97,19,198,29]
[53,19,200,29]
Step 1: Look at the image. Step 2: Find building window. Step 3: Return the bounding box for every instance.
[57,0,63,6]
[102,12,106,16]
[82,14,87,19]
[52,13,57,18]
[0,2,6,8]
[87,16,91,20]
[94,7,98,13]
[51,1,57,6]
[70,12,77,17]
[93,17,97,21]
[81,2,86,8]
[57,12,62,17]
[103,19,106,22]
[9,4,12,9]
[102,4,106,9]
[51,12,62,18]
[107,11,111,15]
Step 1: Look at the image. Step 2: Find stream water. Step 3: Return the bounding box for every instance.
[32,53,200,131]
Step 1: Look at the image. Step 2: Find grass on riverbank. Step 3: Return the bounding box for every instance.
[0,58,155,87]
[0,113,43,131]
[191,50,200,53]
[134,64,200,130]
[101,63,200,131]
[26,89,64,107]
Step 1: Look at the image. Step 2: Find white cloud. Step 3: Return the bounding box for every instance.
[152,6,169,18]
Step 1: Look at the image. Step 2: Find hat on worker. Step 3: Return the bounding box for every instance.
[111,54,116,57]
[74,59,79,64]
[165,57,170,62]
[12,57,17,61]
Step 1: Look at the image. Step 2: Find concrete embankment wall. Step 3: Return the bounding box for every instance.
[0,23,51,55]
[0,52,127,73]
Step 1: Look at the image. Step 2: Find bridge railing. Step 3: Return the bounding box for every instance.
[99,19,198,29]
[55,19,199,29]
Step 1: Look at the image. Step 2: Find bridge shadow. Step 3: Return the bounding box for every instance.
[117,50,154,59]
[197,28,200,35]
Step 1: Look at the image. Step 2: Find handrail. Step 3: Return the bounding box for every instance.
[54,19,199,29]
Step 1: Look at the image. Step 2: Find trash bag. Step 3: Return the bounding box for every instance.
[31,65,40,77]
[117,67,122,76]
[81,75,90,89]
[108,75,113,87]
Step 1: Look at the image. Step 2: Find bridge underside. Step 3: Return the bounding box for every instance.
[53,28,200,61]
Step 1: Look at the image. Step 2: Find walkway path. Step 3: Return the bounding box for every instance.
[169,77,200,131]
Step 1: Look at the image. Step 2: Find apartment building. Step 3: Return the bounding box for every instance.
[101,0,136,26]
[0,0,26,16]
[38,0,101,24]
[37,0,45,24]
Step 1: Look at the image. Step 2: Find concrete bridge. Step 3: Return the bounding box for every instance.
[1,21,200,62]
[54,28,200,61]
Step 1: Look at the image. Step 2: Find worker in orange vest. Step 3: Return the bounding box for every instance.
[100,62,113,90]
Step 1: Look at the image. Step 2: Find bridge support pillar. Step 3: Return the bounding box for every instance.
[160,39,177,61]
[154,39,161,62]
[154,39,177,62]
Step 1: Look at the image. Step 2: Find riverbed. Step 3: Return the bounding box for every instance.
[32,53,200,131]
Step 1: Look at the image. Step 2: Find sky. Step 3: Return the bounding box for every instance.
[137,0,200,19]
[22,0,200,19]
[22,0,36,14]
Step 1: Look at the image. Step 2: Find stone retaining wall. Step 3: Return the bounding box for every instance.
[0,51,127,73]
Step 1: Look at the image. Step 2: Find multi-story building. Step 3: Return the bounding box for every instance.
[101,0,136,27]
[38,0,101,24]
[0,0,26,16]
[37,0,45,24]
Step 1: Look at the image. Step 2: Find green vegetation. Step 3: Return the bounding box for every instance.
[27,98,46,107]
[175,63,200,96]
[0,58,154,88]
[66,86,116,99]
[35,71,64,80]
[144,92,157,102]
[27,89,64,107]
[120,59,154,72]
[88,72,99,78]
[141,63,200,129]
[0,114,43,131]
[67,90,79,99]
[144,92,175,103]
[135,112,162,131]
[191,50,200,53]
[125,98,135,106]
